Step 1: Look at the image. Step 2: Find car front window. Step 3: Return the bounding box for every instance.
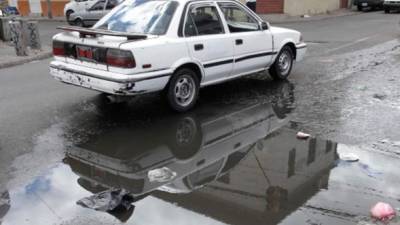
[218,2,259,32]
[93,0,178,35]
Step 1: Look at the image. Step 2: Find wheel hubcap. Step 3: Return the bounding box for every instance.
[176,118,196,146]
[278,51,291,75]
[174,75,195,107]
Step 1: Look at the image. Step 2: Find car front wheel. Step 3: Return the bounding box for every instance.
[167,68,199,112]
[269,46,294,80]
[66,10,74,24]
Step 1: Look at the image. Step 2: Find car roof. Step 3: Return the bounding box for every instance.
[160,0,239,4]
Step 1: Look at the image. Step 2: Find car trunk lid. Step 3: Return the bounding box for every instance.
[53,26,149,73]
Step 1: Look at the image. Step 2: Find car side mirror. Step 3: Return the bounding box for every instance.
[260,21,269,30]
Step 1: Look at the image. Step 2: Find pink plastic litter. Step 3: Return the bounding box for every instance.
[370,202,396,221]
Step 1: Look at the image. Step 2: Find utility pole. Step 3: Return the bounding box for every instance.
[46,0,52,19]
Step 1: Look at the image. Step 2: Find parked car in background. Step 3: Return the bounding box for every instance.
[64,0,97,25]
[383,0,400,13]
[66,0,121,26]
[354,0,384,10]
[1,6,19,16]
[50,0,307,112]
[245,0,256,12]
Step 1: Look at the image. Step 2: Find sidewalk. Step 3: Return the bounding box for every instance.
[0,41,51,69]
[260,8,360,24]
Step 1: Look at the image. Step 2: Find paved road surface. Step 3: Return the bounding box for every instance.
[0,11,400,225]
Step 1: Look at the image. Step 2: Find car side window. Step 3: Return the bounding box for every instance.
[184,5,224,37]
[105,0,118,10]
[217,2,259,33]
[89,0,105,11]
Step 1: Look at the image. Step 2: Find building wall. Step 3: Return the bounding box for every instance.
[40,0,68,17]
[256,0,284,14]
[283,0,340,16]
[17,0,30,16]
[14,0,68,16]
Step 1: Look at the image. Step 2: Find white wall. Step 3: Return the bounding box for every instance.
[284,0,340,16]
[8,0,17,7]
[29,0,42,14]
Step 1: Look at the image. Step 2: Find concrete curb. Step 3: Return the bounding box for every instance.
[262,11,362,24]
[0,50,52,70]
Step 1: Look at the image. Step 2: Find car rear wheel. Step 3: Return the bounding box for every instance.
[384,8,390,13]
[269,46,294,80]
[167,68,199,112]
[357,5,363,11]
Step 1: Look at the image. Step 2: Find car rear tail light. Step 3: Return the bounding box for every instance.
[53,40,65,56]
[106,49,136,68]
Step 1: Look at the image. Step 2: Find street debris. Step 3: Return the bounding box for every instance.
[296,132,311,140]
[0,191,10,222]
[356,86,367,91]
[77,188,134,212]
[370,202,396,222]
[148,167,177,183]
[373,93,387,100]
[359,163,383,179]
[339,152,359,162]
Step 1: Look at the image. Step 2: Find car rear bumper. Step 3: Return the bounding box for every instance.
[356,0,383,6]
[50,61,171,96]
[296,43,307,62]
[384,1,400,8]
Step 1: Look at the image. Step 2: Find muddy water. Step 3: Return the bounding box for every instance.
[1,79,398,225]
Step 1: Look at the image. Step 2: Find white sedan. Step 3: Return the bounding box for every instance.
[50,0,307,112]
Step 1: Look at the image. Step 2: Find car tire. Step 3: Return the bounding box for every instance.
[384,8,390,13]
[271,81,295,119]
[167,68,199,112]
[357,5,363,11]
[269,45,294,80]
[167,116,203,160]
[66,10,74,25]
[74,18,84,27]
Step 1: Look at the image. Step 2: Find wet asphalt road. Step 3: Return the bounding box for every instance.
[1,11,400,225]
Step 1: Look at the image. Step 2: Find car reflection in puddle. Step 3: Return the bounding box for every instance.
[0,80,340,225]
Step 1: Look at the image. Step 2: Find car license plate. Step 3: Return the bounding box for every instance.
[54,68,92,88]
[76,45,95,61]
[362,2,368,6]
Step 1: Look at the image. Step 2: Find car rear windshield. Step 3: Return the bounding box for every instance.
[93,0,178,35]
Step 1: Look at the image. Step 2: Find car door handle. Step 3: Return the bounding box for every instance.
[236,39,243,45]
[194,44,203,51]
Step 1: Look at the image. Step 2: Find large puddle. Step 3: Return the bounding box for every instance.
[1,80,399,225]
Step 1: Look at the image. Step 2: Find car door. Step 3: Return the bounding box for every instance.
[183,2,234,84]
[85,0,106,24]
[217,2,273,76]
[102,0,118,17]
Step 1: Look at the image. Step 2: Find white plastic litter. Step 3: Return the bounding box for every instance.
[339,152,359,162]
[296,132,311,140]
[148,167,177,183]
